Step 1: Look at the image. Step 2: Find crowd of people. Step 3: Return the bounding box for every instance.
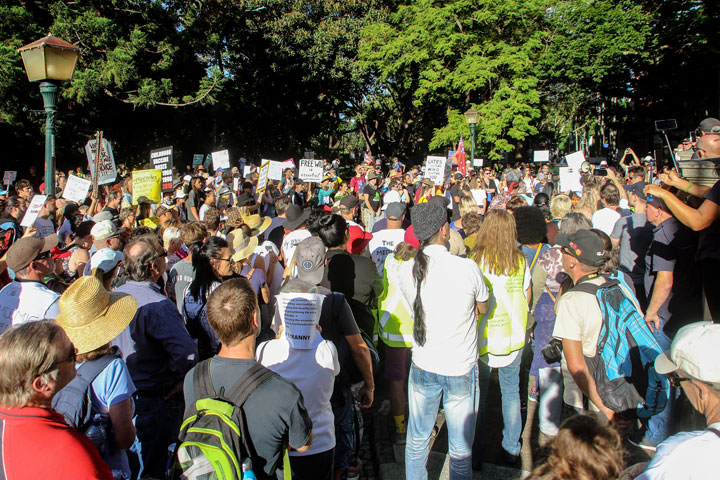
[0,118,720,480]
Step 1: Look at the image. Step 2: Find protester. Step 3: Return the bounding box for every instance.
[57,219,94,283]
[368,202,407,274]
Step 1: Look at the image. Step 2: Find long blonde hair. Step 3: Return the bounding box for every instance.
[472,209,523,276]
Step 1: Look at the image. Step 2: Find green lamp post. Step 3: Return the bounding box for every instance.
[18,35,80,196]
[464,108,479,169]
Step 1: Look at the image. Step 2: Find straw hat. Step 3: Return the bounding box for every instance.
[55,275,137,354]
[228,228,258,262]
[242,213,272,236]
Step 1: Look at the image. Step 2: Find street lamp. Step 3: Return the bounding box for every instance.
[18,35,80,196]
[464,108,479,169]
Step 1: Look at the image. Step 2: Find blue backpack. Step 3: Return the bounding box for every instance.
[573,274,669,418]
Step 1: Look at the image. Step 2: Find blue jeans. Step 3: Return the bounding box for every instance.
[476,353,522,456]
[647,325,673,444]
[129,395,183,479]
[331,385,355,470]
[405,363,478,480]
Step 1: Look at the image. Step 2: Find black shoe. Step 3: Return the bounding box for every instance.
[472,455,483,471]
[502,449,520,466]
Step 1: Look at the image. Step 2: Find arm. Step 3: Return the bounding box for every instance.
[530,264,548,312]
[618,150,630,173]
[658,170,712,198]
[562,338,614,421]
[152,303,198,385]
[606,169,628,202]
[476,300,488,315]
[108,398,136,449]
[345,333,375,408]
[645,184,720,231]
[645,270,673,332]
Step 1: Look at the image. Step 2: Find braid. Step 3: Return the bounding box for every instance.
[412,241,431,346]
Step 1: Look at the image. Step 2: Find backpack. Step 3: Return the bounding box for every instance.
[170,361,279,480]
[329,292,379,386]
[572,274,669,418]
[52,353,120,431]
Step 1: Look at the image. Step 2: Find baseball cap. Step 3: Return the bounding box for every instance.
[91,220,125,241]
[454,173,464,180]
[624,181,649,200]
[6,234,58,272]
[698,117,720,133]
[92,210,113,223]
[655,322,720,384]
[555,229,605,267]
[339,196,360,210]
[175,189,187,199]
[295,236,326,285]
[136,196,152,206]
[183,175,192,182]
[386,202,406,221]
[89,248,124,273]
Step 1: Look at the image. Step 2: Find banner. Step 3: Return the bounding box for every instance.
[20,195,47,227]
[298,159,323,183]
[424,156,446,185]
[85,138,117,185]
[150,146,174,192]
[3,171,16,186]
[533,150,550,163]
[62,175,92,203]
[267,160,285,181]
[211,149,230,170]
[132,169,162,204]
[275,293,324,349]
[257,161,270,193]
[559,167,583,192]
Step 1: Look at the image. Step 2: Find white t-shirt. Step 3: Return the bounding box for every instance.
[368,229,406,274]
[0,280,61,333]
[591,207,621,236]
[256,336,339,456]
[398,244,489,376]
[199,203,210,221]
[281,229,312,266]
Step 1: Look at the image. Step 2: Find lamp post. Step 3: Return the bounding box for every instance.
[18,35,80,196]
[464,108,479,169]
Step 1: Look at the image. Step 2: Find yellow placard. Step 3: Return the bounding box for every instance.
[132,169,162,204]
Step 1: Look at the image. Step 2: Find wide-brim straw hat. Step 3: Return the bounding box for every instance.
[228,228,259,262]
[55,275,137,355]
[242,214,272,236]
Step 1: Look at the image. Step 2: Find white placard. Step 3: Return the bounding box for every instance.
[243,166,253,178]
[20,195,48,227]
[257,161,270,193]
[85,139,117,185]
[470,189,487,206]
[3,171,17,186]
[62,175,92,203]
[275,293,324,349]
[268,160,285,181]
[211,149,230,170]
[298,159,323,183]
[233,177,239,192]
[559,167,583,193]
[566,151,585,170]
[534,150,550,163]
[472,158,484,167]
[424,156,447,185]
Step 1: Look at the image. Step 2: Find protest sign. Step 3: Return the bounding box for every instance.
[132,169,162,204]
[150,146,174,192]
[275,293,324,349]
[534,150,550,163]
[257,161,270,193]
[62,175,92,203]
[243,165,253,178]
[3,171,16,186]
[298,159,323,183]
[20,195,48,227]
[424,156,446,185]
[233,177,239,192]
[559,167,582,192]
[192,154,204,168]
[473,158,484,167]
[267,160,285,181]
[85,138,117,185]
[211,149,230,170]
[566,151,585,170]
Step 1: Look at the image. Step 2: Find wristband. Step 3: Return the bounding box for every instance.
[685,181,693,193]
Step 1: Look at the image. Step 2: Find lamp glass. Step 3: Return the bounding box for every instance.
[20,44,78,82]
[464,108,479,125]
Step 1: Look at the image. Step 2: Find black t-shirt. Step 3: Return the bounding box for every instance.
[183,357,312,479]
[698,180,720,261]
[292,191,306,207]
[450,184,463,221]
[362,184,381,211]
[186,189,203,221]
[317,288,361,345]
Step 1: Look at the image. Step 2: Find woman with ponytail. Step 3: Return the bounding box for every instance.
[398,202,489,479]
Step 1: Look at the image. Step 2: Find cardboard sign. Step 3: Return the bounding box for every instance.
[85,139,117,185]
[566,151,585,170]
[267,160,285,181]
[3,171,17,186]
[559,167,583,192]
[472,158,484,167]
[150,146,174,192]
[298,159,323,183]
[257,161,270,193]
[275,293,324,349]
[20,195,48,227]
[132,169,162,204]
[211,149,230,170]
[534,150,550,163]
[424,156,447,185]
[192,154,204,168]
[62,175,92,203]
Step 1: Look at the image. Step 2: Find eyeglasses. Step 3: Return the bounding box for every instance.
[668,374,691,389]
[33,250,52,262]
[215,257,232,263]
[39,343,77,376]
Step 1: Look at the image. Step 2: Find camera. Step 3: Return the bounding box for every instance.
[541,338,564,364]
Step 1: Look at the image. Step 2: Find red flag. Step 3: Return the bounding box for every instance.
[455,137,467,176]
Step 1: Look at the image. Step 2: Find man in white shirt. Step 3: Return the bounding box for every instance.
[368,203,406,274]
[591,182,629,236]
[398,202,489,479]
[624,322,720,480]
[0,235,60,333]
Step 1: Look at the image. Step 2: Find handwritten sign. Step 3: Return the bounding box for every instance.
[267,160,285,181]
[559,167,583,193]
[534,150,550,163]
[85,139,117,185]
[298,159,323,183]
[424,156,447,185]
[20,195,48,227]
[3,171,16,186]
[132,169,162,204]
[62,175,92,204]
[243,165,253,178]
[211,149,230,170]
[257,161,270,193]
[473,158,484,167]
[150,146,174,192]
[275,293,324,349]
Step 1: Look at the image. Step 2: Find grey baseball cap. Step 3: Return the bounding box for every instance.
[295,236,326,285]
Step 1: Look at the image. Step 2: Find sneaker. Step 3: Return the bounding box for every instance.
[394,429,406,445]
[628,432,657,452]
[528,386,539,402]
[501,449,520,466]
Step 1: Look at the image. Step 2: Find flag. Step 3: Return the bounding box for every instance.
[455,137,467,176]
[364,152,374,165]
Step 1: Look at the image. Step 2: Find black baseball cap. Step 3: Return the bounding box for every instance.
[556,230,605,267]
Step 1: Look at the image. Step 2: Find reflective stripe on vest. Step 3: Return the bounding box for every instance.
[378,255,414,348]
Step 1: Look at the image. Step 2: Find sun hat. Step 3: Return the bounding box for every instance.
[91,220,126,241]
[228,228,259,262]
[555,230,605,267]
[655,322,720,384]
[411,203,447,241]
[243,213,272,236]
[295,236,326,285]
[285,205,311,230]
[6,234,58,272]
[366,171,379,181]
[89,248,123,274]
[55,275,137,355]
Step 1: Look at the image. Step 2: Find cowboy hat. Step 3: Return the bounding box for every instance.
[242,213,272,236]
[228,228,259,262]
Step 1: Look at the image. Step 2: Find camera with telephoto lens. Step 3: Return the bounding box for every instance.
[541,338,564,364]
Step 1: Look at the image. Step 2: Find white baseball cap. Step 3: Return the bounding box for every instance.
[655,322,720,383]
[91,220,125,241]
[90,248,123,273]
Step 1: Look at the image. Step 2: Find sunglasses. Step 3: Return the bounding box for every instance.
[668,373,691,389]
[39,343,77,375]
[33,250,52,261]
[215,257,233,263]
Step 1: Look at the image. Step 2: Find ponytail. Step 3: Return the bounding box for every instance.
[412,240,432,346]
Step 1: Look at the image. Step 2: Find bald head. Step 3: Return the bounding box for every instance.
[696,134,720,158]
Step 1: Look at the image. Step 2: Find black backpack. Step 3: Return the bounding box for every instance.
[52,353,120,430]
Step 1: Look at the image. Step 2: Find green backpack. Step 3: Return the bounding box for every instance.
[170,360,279,479]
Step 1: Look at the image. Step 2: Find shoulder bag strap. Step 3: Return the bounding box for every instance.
[544,285,556,304]
[707,427,720,439]
[192,359,216,401]
[78,354,120,383]
[529,245,542,273]
[225,363,277,407]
